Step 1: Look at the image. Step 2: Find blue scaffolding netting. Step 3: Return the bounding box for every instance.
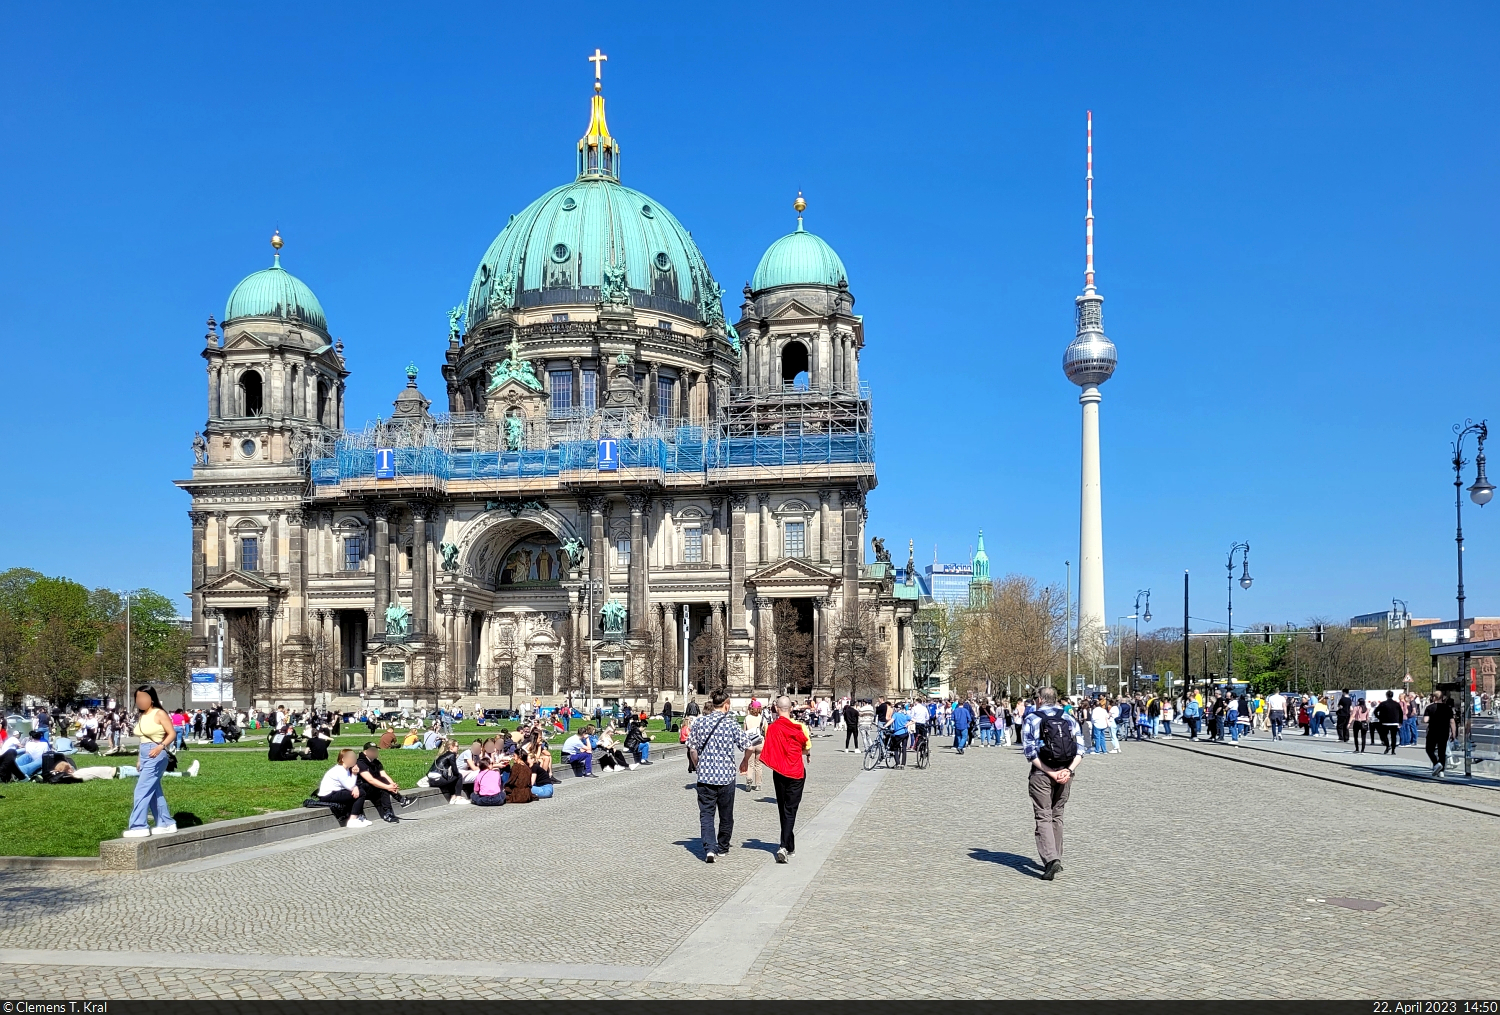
[311,433,874,486]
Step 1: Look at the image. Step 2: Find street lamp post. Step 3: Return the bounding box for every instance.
[1065,561,1072,694]
[1450,420,1493,778]
[1225,543,1253,691]
[1392,596,1411,690]
[1132,589,1151,692]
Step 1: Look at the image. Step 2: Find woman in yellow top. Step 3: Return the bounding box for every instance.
[123,685,177,838]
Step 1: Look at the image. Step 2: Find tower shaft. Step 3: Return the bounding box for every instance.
[1078,385,1106,660]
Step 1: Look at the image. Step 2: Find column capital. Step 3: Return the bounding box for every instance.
[372,503,392,521]
[286,508,305,525]
[268,508,282,520]
[579,494,606,515]
[709,495,725,510]
[626,492,650,513]
[214,510,227,522]
[841,487,865,510]
[660,497,675,514]
[189,510,209,526]
[817,489,832,506]
[729,491,748,510]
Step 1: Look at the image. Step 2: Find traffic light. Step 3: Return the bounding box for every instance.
[1314,624,1325,643]
[1263,624,1272,644]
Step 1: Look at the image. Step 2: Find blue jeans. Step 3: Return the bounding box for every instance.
[1400,717,1419,745]
[1092,728,1107,755]
[15,753,41,778]
[954,727,970,751]
[1161,719,1173,736]
[1229,721,1240,742]
[635,741,650,763]
[566,750,593,775]
[1270,712,1285,739]
[127,743,172,831]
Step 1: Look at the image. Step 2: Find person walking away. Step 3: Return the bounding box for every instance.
[1423,692,1457,777]
[760,695,811,863]
[1266,690,1287,741]
[122,685,177,838]
[743,703,767,790]
[1183,696,1203,740]
[1335,690,1353,743]
[661,698,675,732]
[687,690,750,862]
[842,701,861,753]
[1373,691,1403,755]
[1022,688,1083,880]
[952,699,973,754]
[1089,700,1109,756]
[1349,698,1370,753]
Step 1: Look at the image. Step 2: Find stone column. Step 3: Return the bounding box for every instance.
[570,600,585,690]
[627,492,649,633]
[286,508,305,638]
[818,490,832,564]
[570,356,582,414]
[189,511,208,638]
[660,498,675,568]
[266,510,281,575]
[663,602,679,700]
[755,597,775,690]
[258,605,275,700]
[729,492,747,633]
[214,511,227,575]
[411,502,429,637]
[756,494,768,566]
[848,334,859,390]
[813,597,827,688]
[841,488,863,624]
[584,496,608,601]
[709,496,725,568]
[373,504,390,637]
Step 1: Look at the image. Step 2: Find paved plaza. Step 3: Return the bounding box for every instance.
[1,732,1496,999]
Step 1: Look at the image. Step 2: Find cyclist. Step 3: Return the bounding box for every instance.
[885,701,911,769]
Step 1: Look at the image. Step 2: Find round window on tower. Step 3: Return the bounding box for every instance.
[551,243,571,263]
[561,197,577,211]
[654,252,671,271]
[640,204,654,218]
[240,438,257,459]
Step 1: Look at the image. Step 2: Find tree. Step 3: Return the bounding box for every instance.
[690,614,726,697]
[911,605,954,693]
[772,599,813,695]
[832,603,889,702]
[25,615,87,705]
[952,575,1066,698]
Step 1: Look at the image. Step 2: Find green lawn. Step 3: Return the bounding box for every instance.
[0,750,437,858]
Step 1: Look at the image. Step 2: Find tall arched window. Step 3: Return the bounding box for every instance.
[316,379,329,424]
[781,341,810,390]
[533,656,554,695]
[240,370,263,416]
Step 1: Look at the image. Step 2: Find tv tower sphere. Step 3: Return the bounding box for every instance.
[1063,326,1117,387]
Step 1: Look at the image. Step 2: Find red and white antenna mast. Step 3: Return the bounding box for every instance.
[1084,110,1095,294]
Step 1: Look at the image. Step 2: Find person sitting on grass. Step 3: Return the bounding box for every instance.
[40,755,201,782]
[268,724,300,762]
[355,742,412,823]
[470,758,508,806]
[422,725,443,751]
[377,727,398,751]
[317,748,371,828]
[400,729,422,749]
[306,724,332,761]
[456,740,484,798]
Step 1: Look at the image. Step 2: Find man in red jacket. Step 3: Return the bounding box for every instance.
[760,695,811,864]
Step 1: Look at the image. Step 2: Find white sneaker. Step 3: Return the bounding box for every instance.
[122,827,150,838]
[629,763,639,770]
[347,816,372,828]
[450,794,469,805]
[416,776,431,789]
[187,759,200,777]
[151,823,178,836]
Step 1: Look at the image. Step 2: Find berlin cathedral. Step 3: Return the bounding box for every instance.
[179,55,917,711]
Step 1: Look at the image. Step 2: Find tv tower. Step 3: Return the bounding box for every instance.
[1062,111,1117,661]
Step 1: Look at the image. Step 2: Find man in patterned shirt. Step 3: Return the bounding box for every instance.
[688,689,750,863]
[1021,687,1084,880]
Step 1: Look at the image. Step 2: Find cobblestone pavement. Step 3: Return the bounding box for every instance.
[2,733,1496,998]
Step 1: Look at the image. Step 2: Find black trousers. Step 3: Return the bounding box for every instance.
[845,725,860,749]
[772,771,805,853]
[365,783,396,818]
[1337,717,1350,742]
[696,781,735,853]
[1353,722,1369,752]
[1426,737,1448,769]
[318,788,361,824]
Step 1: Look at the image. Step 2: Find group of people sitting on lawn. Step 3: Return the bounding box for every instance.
[311,716,656,827]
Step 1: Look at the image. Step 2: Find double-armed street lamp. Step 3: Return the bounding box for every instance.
[1450,420,1493,777]
[1132,589,1151,691]
[1225,543,1253,690]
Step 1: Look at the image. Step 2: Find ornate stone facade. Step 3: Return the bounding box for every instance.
[177,64,915,709]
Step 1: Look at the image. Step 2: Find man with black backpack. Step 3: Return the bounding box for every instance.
[1021,687,1084,880]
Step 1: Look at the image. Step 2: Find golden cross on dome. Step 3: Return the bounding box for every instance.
[588,48,608,93]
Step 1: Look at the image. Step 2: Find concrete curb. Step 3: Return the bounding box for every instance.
[1147,737,1500,819]
[0,856,102,871]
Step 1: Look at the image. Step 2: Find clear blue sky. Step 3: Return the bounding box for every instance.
[1,2,1496,631]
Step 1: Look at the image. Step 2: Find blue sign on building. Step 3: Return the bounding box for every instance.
[597,438,619,472]
[375,448,396,479]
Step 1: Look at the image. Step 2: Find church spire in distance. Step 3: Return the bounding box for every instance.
[578,48,620,181]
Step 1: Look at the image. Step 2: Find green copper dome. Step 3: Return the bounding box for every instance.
[224,254,328,333]
[751,223,847,293]
[466,177,722,327]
